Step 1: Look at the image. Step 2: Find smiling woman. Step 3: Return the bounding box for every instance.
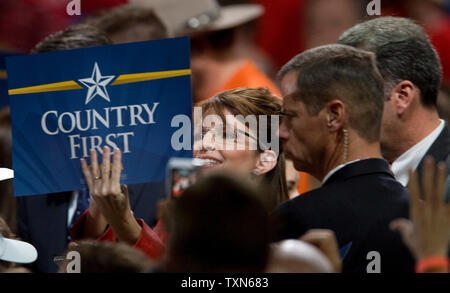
[195,87,288,210]
[71,87,289,262]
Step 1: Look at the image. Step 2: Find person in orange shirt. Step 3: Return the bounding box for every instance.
[145,0,277,100]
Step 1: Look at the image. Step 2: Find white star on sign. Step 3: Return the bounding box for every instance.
[78,62,115,105]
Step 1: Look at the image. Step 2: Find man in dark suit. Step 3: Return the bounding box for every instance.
[273,44,415,272]
[16,182,166,273]
[339,17,450,186]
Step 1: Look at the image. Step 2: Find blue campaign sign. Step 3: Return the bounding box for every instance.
[6,37,193,196]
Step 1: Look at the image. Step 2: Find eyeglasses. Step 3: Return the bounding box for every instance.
[194,125,258,150]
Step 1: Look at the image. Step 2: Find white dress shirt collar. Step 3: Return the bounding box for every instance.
[391,119,445,186]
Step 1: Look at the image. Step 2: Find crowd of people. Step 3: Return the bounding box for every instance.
[0,0,449,274]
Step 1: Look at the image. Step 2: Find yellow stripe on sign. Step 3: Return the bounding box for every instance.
[111,69,191,85]
[0,70,7,80]
[8,80,82,95]
[8,69,191,95]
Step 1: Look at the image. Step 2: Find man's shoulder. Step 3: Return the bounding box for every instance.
[276,187,325,211]
[276,168,407,214]
[274,184,346,222]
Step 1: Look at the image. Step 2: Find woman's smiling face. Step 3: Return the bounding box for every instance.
[193,108,259,174]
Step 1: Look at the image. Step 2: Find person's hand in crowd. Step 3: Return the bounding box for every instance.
[299,229,342,273]
[82,178,108,239]
[80,147,141,245]
[390,157,450,273]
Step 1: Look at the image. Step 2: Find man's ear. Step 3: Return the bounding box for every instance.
[253,150,278,175]
[390,80,416,115]
[325,99,345,132]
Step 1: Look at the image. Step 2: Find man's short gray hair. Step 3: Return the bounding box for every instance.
[338,17,442,108]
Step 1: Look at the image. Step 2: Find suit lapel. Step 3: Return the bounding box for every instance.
[417,124,450,179]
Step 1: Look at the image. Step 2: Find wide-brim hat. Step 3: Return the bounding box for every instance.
[0,234,38,264]
[131,0,264,37]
